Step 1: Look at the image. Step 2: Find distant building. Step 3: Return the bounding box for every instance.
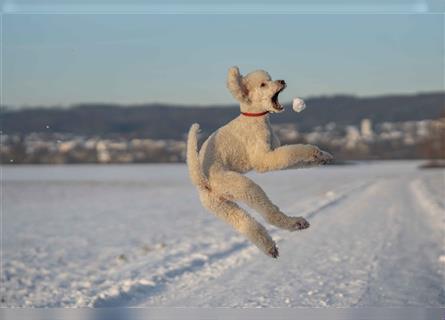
[346,125,361,149]
[361,118,374,140]
[96,141,111,163]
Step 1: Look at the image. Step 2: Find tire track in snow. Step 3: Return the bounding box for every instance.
[352,202,399,306]
[410,179,445,229]
[91,240,255,307]
[409,179,445,266]
[282,180,374,221]
[354,177,445,306]
[90,180,374,307]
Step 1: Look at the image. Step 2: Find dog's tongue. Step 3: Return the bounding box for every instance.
[292,97,306,112]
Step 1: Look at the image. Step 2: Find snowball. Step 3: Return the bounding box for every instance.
[292,98,306,112]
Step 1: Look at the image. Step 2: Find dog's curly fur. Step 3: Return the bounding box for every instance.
[187,66,333,258]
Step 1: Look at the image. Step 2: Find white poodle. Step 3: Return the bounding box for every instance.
[187,66,333,258]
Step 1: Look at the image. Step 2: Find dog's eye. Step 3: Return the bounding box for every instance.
[260,82,266,88]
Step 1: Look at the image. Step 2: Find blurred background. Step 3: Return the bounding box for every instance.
[1,1,444,165]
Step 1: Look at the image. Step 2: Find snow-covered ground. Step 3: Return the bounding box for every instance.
[1,162,444,307]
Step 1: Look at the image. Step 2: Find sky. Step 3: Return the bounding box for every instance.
[2,11,444,107]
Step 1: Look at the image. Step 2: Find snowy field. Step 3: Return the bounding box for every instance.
[1,162,444,307]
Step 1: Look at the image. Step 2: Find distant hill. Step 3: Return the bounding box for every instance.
[2,92,444,139]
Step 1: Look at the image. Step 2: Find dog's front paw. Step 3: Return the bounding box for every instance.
[290,217,310,231]
[311,148,333,165]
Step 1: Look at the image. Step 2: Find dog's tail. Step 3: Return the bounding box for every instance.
[187,123,210,191]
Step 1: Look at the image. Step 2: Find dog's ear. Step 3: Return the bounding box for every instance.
[227,66,250,104]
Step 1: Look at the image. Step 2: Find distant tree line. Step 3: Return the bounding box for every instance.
[2,92,444,140]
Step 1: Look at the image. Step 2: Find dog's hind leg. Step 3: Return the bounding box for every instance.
[213,171,309,231]
[199,190,279,258]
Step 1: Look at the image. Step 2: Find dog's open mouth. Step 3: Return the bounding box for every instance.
[271,86,285,111]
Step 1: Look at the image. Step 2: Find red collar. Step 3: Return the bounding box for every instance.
[241,111,269,117]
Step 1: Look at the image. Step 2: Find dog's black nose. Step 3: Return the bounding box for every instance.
[278,80,286,86]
